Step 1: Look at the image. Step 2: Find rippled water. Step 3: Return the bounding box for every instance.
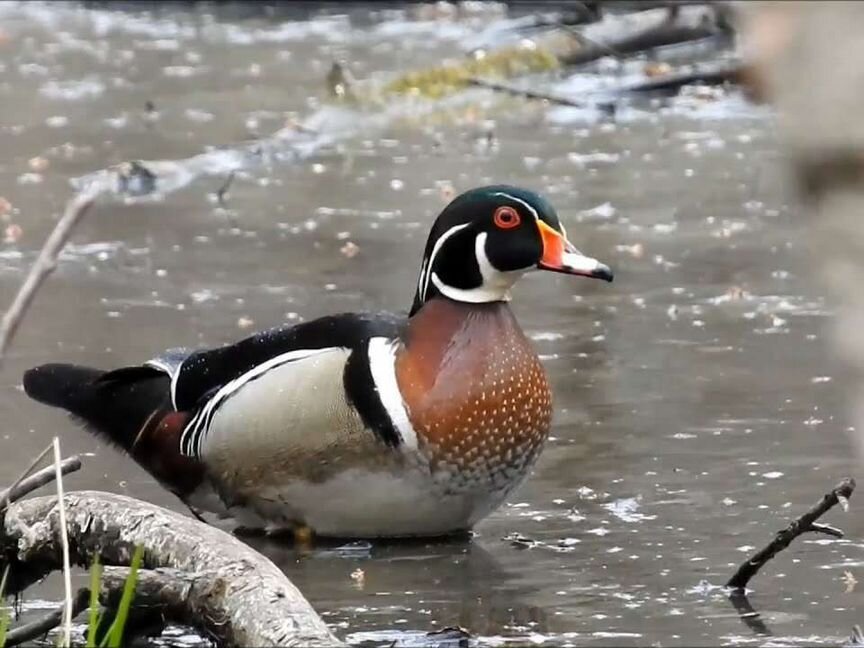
[0,2,861,646]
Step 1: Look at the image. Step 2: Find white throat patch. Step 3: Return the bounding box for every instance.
[430,232,524,304]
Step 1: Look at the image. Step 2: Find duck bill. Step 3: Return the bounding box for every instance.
[536,220,614,282]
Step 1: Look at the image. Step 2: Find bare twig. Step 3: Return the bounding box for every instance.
[727,478,856,591]
[4,588,89,647]
[0,456,81,513]
[215,171,236,206]
[467,77,615,115]
[0,184,102,364]
[52,439,73,647]
[0,443,53,512]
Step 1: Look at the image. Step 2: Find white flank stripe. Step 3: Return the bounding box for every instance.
[367,337,418,450]
[179,347,333,457]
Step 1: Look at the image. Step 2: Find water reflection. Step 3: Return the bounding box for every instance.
[246,535,553,644]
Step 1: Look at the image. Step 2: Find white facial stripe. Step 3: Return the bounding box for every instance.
[492,191,539,220]
[492,190,573,241]
[421,222,470,303]
[367,337,418,450]
[561,250,601,274]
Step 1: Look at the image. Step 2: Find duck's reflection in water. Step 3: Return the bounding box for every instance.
[244,534,551,643]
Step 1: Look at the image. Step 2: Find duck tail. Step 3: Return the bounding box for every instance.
[22,363,203,497]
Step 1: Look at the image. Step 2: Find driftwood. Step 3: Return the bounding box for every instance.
[2,491,342,647]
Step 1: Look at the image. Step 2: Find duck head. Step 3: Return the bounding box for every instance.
[410,185,613,315]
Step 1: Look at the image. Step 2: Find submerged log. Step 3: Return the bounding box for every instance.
[561,4,732,66]
[2,491,342,647]
[616,61,744,95]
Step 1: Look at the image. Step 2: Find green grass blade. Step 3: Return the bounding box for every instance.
[0,563,10,648]
[86,556,103,648]
[0,607,9,648]
[99,545,143,648]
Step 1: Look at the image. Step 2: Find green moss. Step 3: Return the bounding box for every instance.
[381,46,559,99]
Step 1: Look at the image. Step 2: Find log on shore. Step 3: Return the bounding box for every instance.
[2,491,342,647]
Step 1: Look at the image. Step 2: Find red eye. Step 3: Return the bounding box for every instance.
[493,206,521,229]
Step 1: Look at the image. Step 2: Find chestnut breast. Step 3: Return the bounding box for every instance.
[395,299,552,491]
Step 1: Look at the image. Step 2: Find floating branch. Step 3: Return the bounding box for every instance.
[727,478,856,591]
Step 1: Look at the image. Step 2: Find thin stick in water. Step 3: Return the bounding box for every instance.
[0,443,53,512]
[52,438,73,647]
[0,456,81,511]
[0,184,102,364]
[726,477,856,590]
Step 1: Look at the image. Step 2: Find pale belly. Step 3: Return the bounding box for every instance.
[191,447,538,537]
[250,467,519,537]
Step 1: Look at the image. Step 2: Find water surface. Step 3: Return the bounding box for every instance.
[0,3,860,646]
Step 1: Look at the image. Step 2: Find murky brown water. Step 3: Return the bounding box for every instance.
[1,3,862,646]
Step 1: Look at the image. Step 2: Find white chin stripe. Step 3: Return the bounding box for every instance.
[431,272,513,303]
[367,337,418,450]
[429,232,522,304]
[561,251,602,275]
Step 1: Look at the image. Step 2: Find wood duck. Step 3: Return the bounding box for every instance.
[23,186,613,538]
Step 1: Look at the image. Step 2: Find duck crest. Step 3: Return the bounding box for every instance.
[395,298,552,492]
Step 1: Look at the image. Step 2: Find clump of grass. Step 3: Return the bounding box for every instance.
[0,547,142,648]
[0,566,10,646]
[97,545,143,648]
[85,556,102,648]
